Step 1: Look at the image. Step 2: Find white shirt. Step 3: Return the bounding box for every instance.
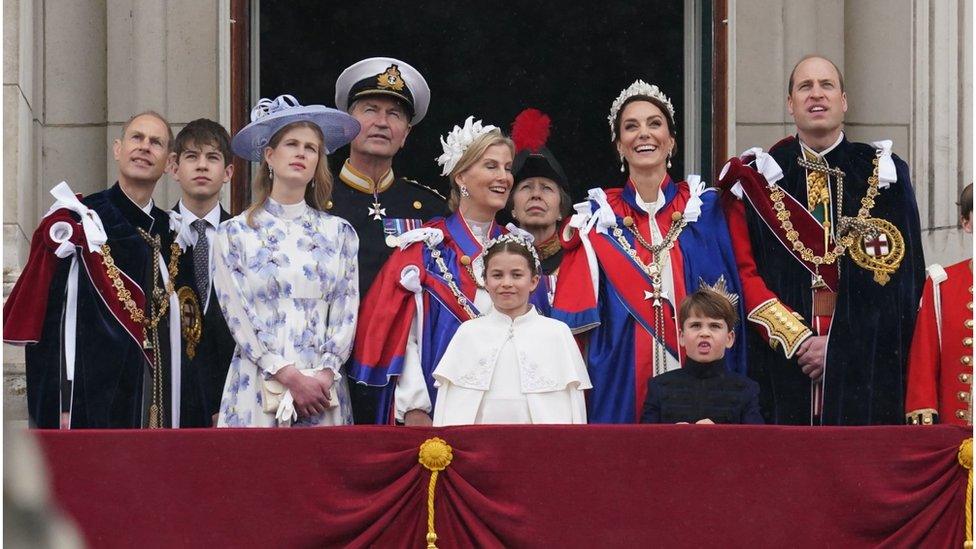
[178,200,222,312]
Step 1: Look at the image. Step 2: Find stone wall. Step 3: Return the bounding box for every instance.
[732,0,973,268]
[2,0,226,422]
[2,0,971,422]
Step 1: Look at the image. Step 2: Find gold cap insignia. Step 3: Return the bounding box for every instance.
[377,65,405,92]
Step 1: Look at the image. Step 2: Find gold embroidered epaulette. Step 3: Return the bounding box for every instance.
[747,298,813,359]
[905,408,938,425]
[403,178,447,202]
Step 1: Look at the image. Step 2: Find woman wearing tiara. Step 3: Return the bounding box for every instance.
[350,117,550,425]
[552,81,747,424]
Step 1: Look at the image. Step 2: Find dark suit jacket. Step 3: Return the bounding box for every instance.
[173,202,236,425]
[640,358,764,425]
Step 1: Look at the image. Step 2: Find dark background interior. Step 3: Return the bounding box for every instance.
[260,0,686,202]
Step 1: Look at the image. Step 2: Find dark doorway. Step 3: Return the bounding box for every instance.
[258,0,689,203]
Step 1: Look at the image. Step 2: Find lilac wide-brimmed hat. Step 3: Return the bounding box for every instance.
[231,94,361,162]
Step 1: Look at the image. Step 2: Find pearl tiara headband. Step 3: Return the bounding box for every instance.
[435,116,498,176]
[484,232,542,272]
[607,79,675,142]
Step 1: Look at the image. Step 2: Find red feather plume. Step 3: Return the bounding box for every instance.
[511,108,551,153]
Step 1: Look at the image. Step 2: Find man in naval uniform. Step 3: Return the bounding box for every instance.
[333,57,447,293]
[718,55,925,425]
[333,57,447,423]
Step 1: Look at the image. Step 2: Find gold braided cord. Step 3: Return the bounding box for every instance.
[959,438,973,547]
[773,155,881,266]
[426,471,440,549]
[418,438,453,549]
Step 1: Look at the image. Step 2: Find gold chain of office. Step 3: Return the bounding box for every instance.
[100,239,182,328]
[771,154,881,266]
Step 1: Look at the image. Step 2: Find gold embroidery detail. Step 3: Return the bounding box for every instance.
[377,64,405,92]
[747,299,813,359]
[905,408,938,425]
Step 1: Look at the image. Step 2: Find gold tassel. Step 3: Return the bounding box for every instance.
[959,438,973,548]
[418,437,453,549]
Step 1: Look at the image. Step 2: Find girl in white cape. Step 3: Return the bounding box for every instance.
[432,233,591,425]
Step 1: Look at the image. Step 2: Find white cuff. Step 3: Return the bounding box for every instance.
[258,354,291,376]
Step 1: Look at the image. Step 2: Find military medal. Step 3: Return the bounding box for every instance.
[382,217,424,247]
[368,201,386,220]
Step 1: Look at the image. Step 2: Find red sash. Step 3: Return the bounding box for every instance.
[723,157,839,292]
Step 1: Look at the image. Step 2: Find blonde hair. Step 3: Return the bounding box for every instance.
[446,129,514,211]
[246,121,334,227]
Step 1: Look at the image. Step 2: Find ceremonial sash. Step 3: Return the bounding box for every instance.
[589,231,680,360]
[726,157,839,291]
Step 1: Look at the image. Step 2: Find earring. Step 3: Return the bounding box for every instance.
[311,180,316,189]
[459,185,470,198]
[511,210,518,222]
[268,166,274,180]
[619,154,626,173]
[667,150,673,169]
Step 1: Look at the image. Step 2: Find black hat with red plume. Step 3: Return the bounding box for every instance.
[511,108,569,190]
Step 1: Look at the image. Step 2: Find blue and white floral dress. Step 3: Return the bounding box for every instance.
[214,198,358,427]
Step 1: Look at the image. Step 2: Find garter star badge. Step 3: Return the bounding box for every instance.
[847,218,905,286]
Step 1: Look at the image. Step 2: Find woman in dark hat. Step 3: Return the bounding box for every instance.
[214,94,361,427]
[509,109,574,290]
[551,81,747,424]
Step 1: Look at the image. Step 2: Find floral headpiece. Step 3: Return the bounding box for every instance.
[484,231,542,272]
[608,80,675,142]
[435,116,498,176]
[697,275,740,308]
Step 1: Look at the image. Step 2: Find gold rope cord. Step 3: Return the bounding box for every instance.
[418,437,454,549]
[959,438,973,548]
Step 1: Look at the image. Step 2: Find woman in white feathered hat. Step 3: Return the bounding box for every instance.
[348,116,551,426]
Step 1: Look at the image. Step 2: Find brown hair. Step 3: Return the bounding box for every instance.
[245,121,334,227]
[174,118,232,163]
[613,95,677,143]
[447,129,515,211]
[960,183,973,224]
[678,289,738,330]
[788,55,845,94]
[483,238,539,277]
[120,110,175,152]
